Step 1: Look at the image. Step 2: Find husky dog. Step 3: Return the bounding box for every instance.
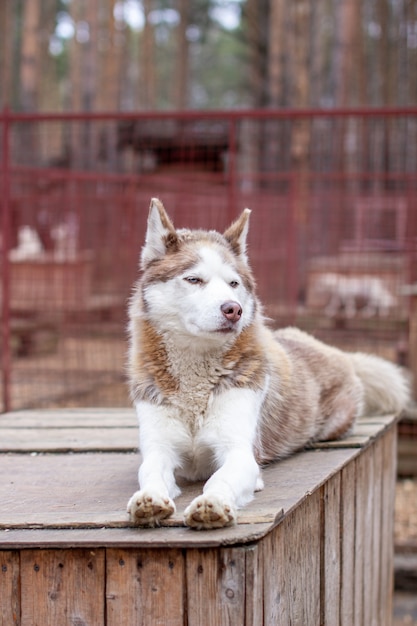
[316,272,397,318]
[127,199,409,530]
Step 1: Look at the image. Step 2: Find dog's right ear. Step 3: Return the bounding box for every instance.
[140,198,178,268]
[223,208,251,264]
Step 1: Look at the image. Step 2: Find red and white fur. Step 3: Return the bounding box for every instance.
[127,199,409,530]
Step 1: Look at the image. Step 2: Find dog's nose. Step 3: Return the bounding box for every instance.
[221,301,242,323]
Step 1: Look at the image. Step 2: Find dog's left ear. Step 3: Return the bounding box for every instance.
[141,198,178,269]
[223,209,251,263]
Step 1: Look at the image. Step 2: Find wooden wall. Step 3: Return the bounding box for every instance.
[0,410,397,625]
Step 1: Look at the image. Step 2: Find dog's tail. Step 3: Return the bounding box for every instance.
[349,352,410,416]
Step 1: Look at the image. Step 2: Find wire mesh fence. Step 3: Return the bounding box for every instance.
[1,108,417,411]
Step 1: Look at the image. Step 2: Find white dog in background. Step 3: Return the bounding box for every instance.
[316,272,397,318]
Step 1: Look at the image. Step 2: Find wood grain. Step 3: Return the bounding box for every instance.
[0,408,136,429]
[0,409,399,625]
[340,461,356,626]
[262,490,322,625]
[0,449,356,534]
[106,548,185,626]
[380,426,397,625]
[20,548,105,626]
[322,472,341,625]
[0,427,138,452]
[371,436,383,624]
[186,547,246,625]
[244,544,263,625]
[0,551,20,626]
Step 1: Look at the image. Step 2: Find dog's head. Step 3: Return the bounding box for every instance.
[135,198,257,347]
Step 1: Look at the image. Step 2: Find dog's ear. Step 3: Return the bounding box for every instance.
[140,198,178,268]
[223,209,251,263]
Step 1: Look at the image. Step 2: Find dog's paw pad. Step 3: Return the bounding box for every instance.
[127,490,175,527]
[184,495,236,530]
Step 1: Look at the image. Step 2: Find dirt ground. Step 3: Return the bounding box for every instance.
[395,479,417,546]
[394,592,417,626]
[394,478,417,626]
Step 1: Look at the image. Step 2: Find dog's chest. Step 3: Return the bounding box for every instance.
[165,348,226,428]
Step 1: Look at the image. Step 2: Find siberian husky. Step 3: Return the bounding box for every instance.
[316,272,397,318]
[127,198,409,530]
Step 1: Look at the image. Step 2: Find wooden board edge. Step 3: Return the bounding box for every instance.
[0,508,284,532]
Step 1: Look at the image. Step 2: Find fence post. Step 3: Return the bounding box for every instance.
[1,107,11,412]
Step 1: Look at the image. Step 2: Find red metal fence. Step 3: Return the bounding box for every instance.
[1,108,417,411]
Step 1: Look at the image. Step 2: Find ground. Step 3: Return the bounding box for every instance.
[395,479,417,546]
[394,592,417,626]
[394,478,417,626]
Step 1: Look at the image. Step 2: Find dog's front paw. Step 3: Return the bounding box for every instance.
[127,490,175,527]
[184,494,237,530]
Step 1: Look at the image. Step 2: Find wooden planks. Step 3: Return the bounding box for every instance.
[0,551,20,626]
[186,547,247,625]
[0,408,138,452]
[243,544,263,625]
[261,490,322,625]
[322,473,342,625]
[0,427,138,452]
[380,425,397,623]
[106,548,185,626]
[0,409,393,453]
[0,409,399,625]
[0,408,137,429]
[0,409,396,547]
[0,448,356,538]
[340,460,356,626]
[20,549,105,625]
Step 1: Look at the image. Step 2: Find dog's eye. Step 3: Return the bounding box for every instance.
[184,276,203,285]
[230,280,239,288]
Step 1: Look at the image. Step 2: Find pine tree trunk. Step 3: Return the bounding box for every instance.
[96,0,124,168]
[69,0,83,112]
[20,0,41,111]
[267,0,284,106]
[332,0,357,106]
[173,0,189,109]
[18,0,41,165]
[289,0,311,291]
[0,0,13,108]
[69,0,99,167]
[246,0,269,107]
[142,0,156,109]
[97,0,124,111]
[289,0,311,191]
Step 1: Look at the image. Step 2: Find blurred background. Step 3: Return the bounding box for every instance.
[0,1,417,620]
[1,0,417,112]
[1,0,416,414]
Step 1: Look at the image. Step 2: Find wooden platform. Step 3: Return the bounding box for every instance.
[0,409,398,625]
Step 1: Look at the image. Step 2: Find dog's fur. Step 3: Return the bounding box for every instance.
[127,199,410,529]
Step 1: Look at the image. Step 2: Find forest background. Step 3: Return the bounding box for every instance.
[0,0,416,114]
[1,0,417,417]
